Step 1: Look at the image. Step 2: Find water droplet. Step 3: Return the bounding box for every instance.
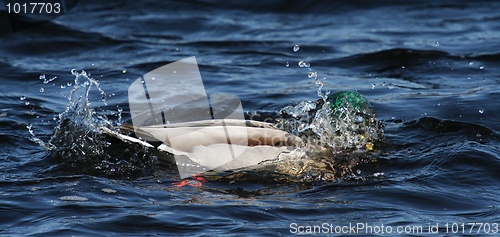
[60,84,66,88]
[469,62,473,65]
[20,96,26,101]
[388,83,394,89]
[308,71,317,79]
[298,61,310,68]
[479,65,484,70]
[39,74,57,84]
[355,116,364,123]
[122,69,127,74]
[391,116,396,119]
[293,45,300,52]
[479,109,484,114]
[71,69,77,75]
[435,41,439,46]
[381,82,386,87]
[285,62,289,67]
[401,65,406,69]
[371,84,376,89]
[25,101,30,105]
[39,88,44,93]
[437,103,441,107]
[356,169,361,175]
[67,82,72,87]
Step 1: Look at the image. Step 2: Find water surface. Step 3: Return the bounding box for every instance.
[1,0,500,236]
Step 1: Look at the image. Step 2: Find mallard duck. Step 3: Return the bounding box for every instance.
[100,91,383,181]
[101,118,307,178]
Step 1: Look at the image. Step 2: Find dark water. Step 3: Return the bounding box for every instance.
[1,0,500,236]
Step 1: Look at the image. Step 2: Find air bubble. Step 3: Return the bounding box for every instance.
[20,96,26,101]
[285,62,289,67]
[298,61,310,68]
[293,45,300,52]
[122,69,127,74]
[388,83,394,89]
[479,109,484,114]
[39,88,44,93]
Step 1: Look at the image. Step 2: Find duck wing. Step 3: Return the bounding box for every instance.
[105,119,303,177]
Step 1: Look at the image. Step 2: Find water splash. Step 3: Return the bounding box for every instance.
[312,91,382,152]
[277,91,383,153]
[46,70,112,158]
[30,70,156,178]
[280,49,382,152]
[28,67,382,180]
[315,78,329,101]
[39,74,57,84]
[280,53,382,154]
[298,61,310,68]
[307,71,317,79]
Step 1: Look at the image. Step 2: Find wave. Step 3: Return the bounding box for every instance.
[405,116,498,139]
